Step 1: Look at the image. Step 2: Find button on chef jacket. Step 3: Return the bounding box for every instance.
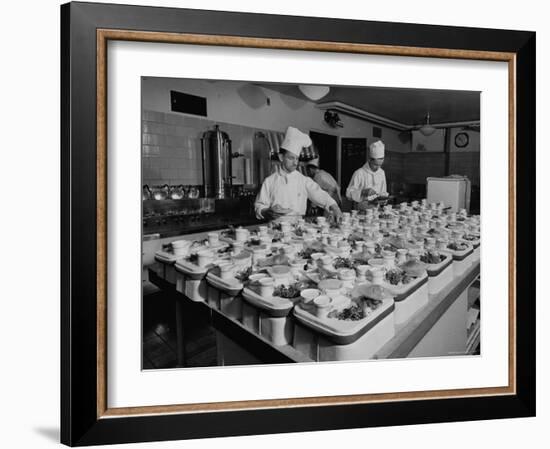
[345,162,388,203]
[255,166,337,219]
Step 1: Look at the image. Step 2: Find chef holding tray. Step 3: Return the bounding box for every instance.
[345,140,390,209]
[254,126,343,222]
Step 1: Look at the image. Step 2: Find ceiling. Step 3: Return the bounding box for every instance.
[256,83,480,126]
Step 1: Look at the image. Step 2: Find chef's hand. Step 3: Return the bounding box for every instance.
[329,204,343,223]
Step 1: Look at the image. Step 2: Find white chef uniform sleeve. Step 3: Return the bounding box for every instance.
[305,176,337,210]
[345,170,364,203]
[380,171,388,196]
[254,178,272,219]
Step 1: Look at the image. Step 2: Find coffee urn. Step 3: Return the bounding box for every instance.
[201,125,233,199]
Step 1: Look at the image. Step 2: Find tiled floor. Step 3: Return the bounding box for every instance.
[142,288,217,369]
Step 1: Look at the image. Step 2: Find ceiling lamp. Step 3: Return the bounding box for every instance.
[419,113,437,136]
[298,84,330,101]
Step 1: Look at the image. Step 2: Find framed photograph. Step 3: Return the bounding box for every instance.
[61,1,535,446]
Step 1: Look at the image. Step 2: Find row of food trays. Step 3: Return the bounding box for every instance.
[152,201,480,362]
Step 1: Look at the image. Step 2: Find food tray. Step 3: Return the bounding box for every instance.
[206,272,244,296]
[154,250,182,264]
[365,274,429,326]
[242,288,295,346]
[154,250,183,284]
[205,272,244,320]
[292,298,394,345]
[382,272,428,302]
[424,254,453,277]
[174,259,212,280]
[426,259,454,295]
[241,288,294,318]
[442,245,474,277]
[174,259,212,302]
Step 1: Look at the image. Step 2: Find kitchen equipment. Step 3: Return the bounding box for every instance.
[142,185,152,200]
[151,184,170,200]
[201,125,235,199]
[426,176,471,213]
[169,185,186,200]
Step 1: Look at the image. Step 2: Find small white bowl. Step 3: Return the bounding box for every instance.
[313,295,333,318]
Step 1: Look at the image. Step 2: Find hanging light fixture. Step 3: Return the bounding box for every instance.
[419,112,437,136]
[298,84,330,101]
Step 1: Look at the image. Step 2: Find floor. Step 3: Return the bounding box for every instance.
[142,285,217,369]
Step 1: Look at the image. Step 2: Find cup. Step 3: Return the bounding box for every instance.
[320,255,333,268]
[219,262,234,280]
[397,247,408,259]
[355,264,369,281]
[172,240,192,257]
[300,288,321,309]
[235,227,248,242]
[318,279,343,298]
[313,295,333,319]
[259,278,274,297]
[232,241,244,256]
[207,232,219,247]
[370,267,385,285]
[197,250,213,267]
[338,268,356,289]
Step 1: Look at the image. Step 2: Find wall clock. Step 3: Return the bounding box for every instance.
[455,132,470,148]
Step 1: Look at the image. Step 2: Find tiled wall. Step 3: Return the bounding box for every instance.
[142,110,271,187]
[382,151,480,188]
[142,111,205,186]
[449,152,480,186]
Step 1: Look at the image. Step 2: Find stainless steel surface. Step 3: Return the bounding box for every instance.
[201,125,233,199]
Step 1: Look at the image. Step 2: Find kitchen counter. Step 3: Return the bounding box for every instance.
[147,260,480,365]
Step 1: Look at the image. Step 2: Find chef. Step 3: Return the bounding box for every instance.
[255,126,343,222]
[345,140,389,207]
[305,157,342,206]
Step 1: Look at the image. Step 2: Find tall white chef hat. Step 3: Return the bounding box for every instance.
[369,140,385,159]
[280,126,312,157]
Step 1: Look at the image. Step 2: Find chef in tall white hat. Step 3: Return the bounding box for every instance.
[255,126,343,221]
[345,140,389,207]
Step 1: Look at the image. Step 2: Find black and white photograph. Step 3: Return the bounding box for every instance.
[142,77,481,369]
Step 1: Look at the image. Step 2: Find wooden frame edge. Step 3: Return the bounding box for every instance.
[95,28,517,419]
[97,28,108,418]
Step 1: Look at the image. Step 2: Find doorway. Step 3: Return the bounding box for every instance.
[309,131,338,181]
[340,137,368,192]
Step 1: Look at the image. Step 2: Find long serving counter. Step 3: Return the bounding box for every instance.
[145,203,481,366]
[148,260,479,365]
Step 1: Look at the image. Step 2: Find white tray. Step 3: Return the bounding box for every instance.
[241,288,295,317]
[174,259,211,280]
[154,250,183,264]
[206,272,244,296]
[293,298,394,344]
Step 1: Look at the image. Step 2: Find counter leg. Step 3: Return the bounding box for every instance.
[175,295,186,367]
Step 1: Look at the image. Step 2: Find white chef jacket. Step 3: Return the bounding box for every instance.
[255,166,337,219]
[345,163,388,203]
